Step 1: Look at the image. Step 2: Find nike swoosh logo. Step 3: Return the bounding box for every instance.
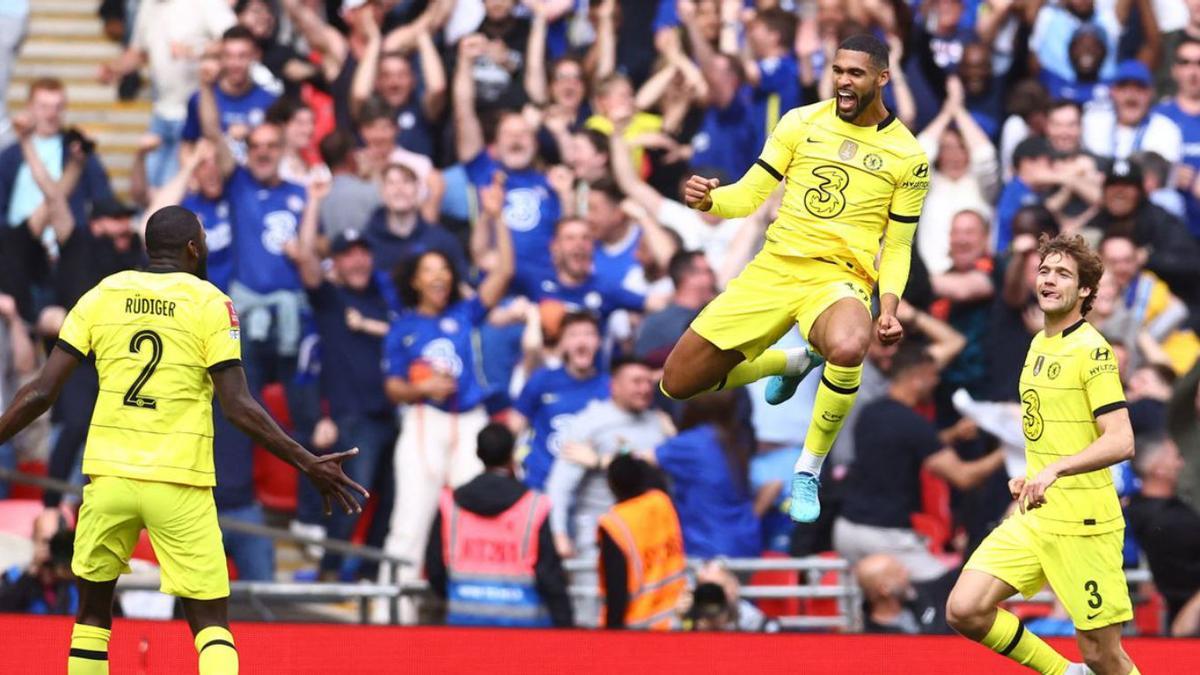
[806,137,820,143]
[1086,612,1102,621]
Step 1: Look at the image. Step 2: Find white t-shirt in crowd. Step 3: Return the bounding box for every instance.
[1081,107,1184,163]
[132,0,236,120]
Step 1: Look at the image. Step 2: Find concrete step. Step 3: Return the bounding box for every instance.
[28,16,105,38]
[13,61,102,80]
[21,39,122,60]
[28,0,101,14]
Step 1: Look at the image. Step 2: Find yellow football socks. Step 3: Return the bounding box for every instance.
[981,609,1069,675]
[801,361,861,457]
[68,624,110,675]
[195,625,238,675]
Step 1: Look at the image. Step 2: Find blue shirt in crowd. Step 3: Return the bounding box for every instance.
[751,55,802,149]
[1155,100,1200,237]
[183,191,234,292]
[655,426,762,559]
[994,177,1041,254]
[515,366,610,490]
[691,89,760,180]
[465,152,560,284]
[526,271,646,326]
[181,84,278,144]
[382,297,488,413]
[226,167,307,293]
[308,279,394,419]
[362,207,469,278]
[593,227,642,291]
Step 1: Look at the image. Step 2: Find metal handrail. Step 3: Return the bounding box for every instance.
[0,467,411,566]
[2,468,862,629]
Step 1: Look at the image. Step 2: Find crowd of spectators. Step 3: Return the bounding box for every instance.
[1,0,1200,633]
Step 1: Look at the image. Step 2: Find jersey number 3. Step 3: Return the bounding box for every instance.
[124,329,163,410]
[1020,389,1044,441]
[804,165,850,218]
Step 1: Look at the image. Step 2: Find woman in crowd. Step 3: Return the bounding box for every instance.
[378,173,513,620]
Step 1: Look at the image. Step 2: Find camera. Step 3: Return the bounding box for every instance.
[63,127,96,156]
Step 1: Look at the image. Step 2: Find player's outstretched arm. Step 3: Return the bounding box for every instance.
[211,365,369,515]
[1017,407,1134,513]
[0,347,81,446]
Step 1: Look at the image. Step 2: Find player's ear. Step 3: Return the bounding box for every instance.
[876,66,890,89]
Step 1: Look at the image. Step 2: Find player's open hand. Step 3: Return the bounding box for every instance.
[303,448,370,515]
[684,175,719,211]
[1016,468,1058,514]
[875,313,904,345]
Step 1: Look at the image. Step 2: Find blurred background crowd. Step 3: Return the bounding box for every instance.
[0,0,1199,634]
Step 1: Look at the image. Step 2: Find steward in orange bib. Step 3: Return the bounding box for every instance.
[426,424,573,626]
[598,455,688,629]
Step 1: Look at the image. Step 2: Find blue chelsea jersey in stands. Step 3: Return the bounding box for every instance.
[751,55,802,149]
[515,367,611,490]
[181,84,278,143]
[382,297,488,413]
[182,191,234,292]
[1155,100,1200,237]
[226,167,307,293]
[592,227,642,291]
[464,152,560,282]
[691,87,760,179]
[528,272,646,326]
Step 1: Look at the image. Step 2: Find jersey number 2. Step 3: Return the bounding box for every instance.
[124,329,163,410]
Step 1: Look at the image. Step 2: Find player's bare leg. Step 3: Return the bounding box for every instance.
[660,329,819,400]
[786,298,872,522]
[947,570,1080,675]
[1075,624,1138,675]
[69,578,117,674]
[182,597,238,675]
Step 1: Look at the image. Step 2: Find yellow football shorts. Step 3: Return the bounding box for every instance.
[964,513,1132,631]
[73,476,230,600]
[691,248,873,360]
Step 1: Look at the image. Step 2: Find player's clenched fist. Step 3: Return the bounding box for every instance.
[684,175,720,212]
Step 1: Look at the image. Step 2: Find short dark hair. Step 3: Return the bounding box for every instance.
[1132,151,1171,186]
[1037,233,1104,316]
[1132,430,1170,477]
[356,95,397,128]
[144,206,203,257]
[588,177,623,204]
[320,129,357,168]
[838,34,889,71]
[1175,36,1200,58]
[559,310,600,335]
[578,128,610,156]
[481,108,525,145]
[607,454,651,502]
[393,250,463,309]
[667,250,706,288]
[889,342,935,379]
[476,423,516,468]
[222,25,258,45]
[753,8,798,48]
[265,95,309,126]
[610,355,652,376]
[1048,98,1082,117]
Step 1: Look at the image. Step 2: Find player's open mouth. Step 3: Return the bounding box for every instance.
[837,91,857,110]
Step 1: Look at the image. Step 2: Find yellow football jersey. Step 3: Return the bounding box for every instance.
[754,99,929,283]
[57,271,242,487]
[1019,319,1126,536]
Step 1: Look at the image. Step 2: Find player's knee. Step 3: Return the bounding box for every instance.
[823,333,870,367]
[1078,636,1124,674]
[945,591,988,637]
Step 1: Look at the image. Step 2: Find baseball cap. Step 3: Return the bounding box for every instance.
[1113,60,1151,87]
[1105,160,1144,187]
[331,228,371,255]
[90,196,137,220]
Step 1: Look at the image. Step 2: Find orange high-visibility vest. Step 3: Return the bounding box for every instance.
[597,489,688,630]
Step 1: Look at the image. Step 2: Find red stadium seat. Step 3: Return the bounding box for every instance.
[1133,583,1165,635]
[749,550,801,618]
[912,469,952,554]
[9,460,46,501]
[803,551,844,621]
[253,384,299,513]
[0,499,52,538]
